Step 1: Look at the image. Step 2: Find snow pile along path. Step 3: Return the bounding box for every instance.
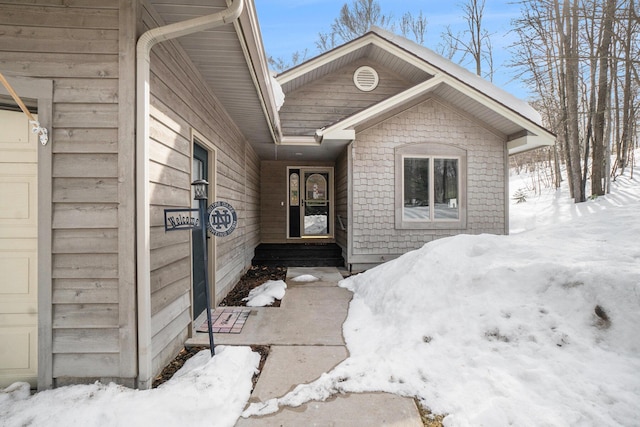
[244,175,640,426]
[243,279,287,307]
[0,347,259,427]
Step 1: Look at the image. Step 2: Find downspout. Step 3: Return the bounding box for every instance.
[135,0,244,389]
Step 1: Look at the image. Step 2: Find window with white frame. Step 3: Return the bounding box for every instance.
[403,156,459,221]
[395,143,466,229]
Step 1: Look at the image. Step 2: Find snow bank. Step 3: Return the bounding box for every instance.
[0,346,260,427]
[244,174,640,426]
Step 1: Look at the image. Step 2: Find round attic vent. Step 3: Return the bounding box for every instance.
[353,66,379,92]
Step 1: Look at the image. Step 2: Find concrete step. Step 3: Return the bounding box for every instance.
[252,243,344,267]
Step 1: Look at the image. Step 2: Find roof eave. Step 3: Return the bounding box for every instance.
[316,74,555,154]
[233,2,282,143]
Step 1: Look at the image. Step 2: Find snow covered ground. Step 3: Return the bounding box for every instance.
[1,162,639,426]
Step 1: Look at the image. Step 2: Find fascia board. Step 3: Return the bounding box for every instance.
[277,36,375,85]
[442,77,556,145]
[233,2,282,142]
[508,135,555,155]
[277,35,437,86]
[319,73,555,153]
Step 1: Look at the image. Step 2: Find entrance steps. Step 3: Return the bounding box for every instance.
[251,243,344,267]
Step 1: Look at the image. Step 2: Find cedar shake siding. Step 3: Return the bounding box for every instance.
[335,146,349,254]
[349,97,506,269]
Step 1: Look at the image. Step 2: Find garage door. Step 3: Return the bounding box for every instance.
[0,109,38,388]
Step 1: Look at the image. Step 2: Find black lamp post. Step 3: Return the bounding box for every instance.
[192,179,215,357]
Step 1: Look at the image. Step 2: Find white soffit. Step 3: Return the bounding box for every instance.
[149,0,276,148]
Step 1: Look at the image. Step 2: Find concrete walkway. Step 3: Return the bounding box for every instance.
[187,267,422,426]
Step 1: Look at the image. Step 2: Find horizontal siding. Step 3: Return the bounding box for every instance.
[0,0,135,385]
[53,304,119,329]
[53,353,120,379]
[52,229,118,253]
[51,128,119,154]
[0,4,119,28]
[280,58,413,136]
[52,278,118,305]
[260,161,288,243]
[52,328,119,353]
[142,0,262,377]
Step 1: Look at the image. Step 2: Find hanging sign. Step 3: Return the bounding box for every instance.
[206,201,237,237]
[164,208,200,231]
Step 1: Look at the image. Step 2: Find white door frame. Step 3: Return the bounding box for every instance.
[191,130,217,317]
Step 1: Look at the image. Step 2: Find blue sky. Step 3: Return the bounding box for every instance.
[254,0,531,99]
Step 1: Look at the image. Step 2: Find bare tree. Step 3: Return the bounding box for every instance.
[268,49,309,73]
[591,0,617,196]
[615,0,639,176]
[399,11,428,45]
[440,0,495,80]
[316,0,394,52]
[511,0,639,202]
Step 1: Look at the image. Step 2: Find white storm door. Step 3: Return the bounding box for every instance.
[0,109,38,388]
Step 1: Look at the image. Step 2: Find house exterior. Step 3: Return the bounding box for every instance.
[0,0,554,390]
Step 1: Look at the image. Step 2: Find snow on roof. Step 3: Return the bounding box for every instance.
[369,26,543,126]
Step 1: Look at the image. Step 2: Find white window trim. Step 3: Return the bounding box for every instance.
[395,142,467,230]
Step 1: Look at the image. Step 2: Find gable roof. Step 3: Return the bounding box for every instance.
[275,27,555,158]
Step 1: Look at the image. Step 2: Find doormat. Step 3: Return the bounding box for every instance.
[196,307,251,334]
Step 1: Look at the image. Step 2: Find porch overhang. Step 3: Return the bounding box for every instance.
[148,0,282,159]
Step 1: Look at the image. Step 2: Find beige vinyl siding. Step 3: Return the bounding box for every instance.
[0,0,137,386]
[350,97,506,267]
[244,147,261,268]
[142,2,259,376]
[279,59,413,136]
[260,161,288,243]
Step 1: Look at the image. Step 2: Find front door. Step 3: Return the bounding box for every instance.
[288,167,333,238]
[191,143,208,319]
[0,109,38,388]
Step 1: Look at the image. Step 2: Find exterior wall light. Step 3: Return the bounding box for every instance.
[192,179,209,200]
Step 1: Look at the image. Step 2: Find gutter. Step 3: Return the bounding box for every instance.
[135,0,244,389]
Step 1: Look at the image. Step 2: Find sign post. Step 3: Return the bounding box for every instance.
[163,182,239,358]
[191,179,215,357]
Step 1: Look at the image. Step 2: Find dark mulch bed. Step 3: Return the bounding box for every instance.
[153,265,284,388]
[219,265,287,307]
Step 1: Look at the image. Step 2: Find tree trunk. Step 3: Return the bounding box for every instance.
[591,0,616,196]
[559,0,585,202]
